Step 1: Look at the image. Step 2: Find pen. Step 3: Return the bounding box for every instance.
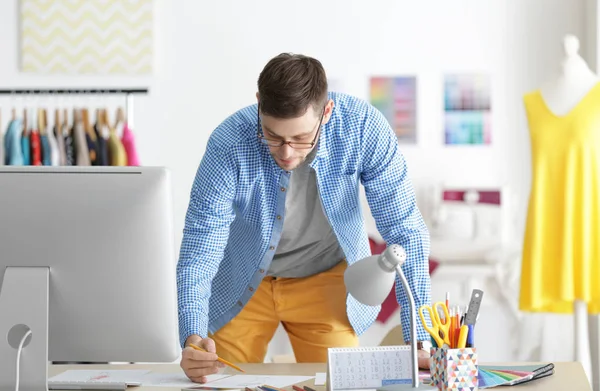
[449,309,456,348]
[260,386,284,391]
[262,385,284,391]
[292,386,304,391]
[454,307,460,348]
[304,386,317,391]
[188,343,245,373]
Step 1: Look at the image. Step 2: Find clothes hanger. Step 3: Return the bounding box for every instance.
[115,107,125,128]
[43,109,48,136]
[99,108,105,127]
[54,109,61,137]
[99,108,106,133]
[103,108,112,133]
[37,108,45,135]
[73,108,80,127]
[63,108,71,135]
[95,108,102,132]
[81,108,96,141]
[22,108,28,136]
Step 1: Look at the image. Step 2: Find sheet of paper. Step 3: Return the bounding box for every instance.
[142,373,229,388]
[205,375,314,388]
[48,370,150,385]
[315,373,326,386]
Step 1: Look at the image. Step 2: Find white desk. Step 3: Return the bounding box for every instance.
[48,362,591,391]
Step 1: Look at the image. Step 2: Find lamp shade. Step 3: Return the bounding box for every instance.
[344,254,397,306]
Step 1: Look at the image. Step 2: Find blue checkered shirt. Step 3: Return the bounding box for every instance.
[177,92,432,347]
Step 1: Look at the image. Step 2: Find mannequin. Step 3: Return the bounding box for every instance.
[539,35,600,115]
[520,34,600,389]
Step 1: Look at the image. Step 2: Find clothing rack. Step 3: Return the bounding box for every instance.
[0,88,149,128]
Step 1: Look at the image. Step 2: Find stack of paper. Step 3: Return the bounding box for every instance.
[49,370,316,389]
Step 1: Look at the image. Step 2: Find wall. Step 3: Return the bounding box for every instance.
[0,0,589,361]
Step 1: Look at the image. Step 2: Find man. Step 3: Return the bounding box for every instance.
[177,53,432,383]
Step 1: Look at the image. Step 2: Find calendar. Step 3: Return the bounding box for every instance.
[326,346,413,391]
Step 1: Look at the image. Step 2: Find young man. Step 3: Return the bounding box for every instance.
[178,53,432,383]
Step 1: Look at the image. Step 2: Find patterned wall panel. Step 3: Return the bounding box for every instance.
[20,0,153,74]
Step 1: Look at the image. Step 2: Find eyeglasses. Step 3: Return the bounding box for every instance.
[257,104,325,149]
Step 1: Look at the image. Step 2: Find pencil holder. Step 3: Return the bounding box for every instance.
[430,346,478,391]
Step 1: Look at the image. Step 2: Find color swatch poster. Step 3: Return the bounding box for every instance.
[370,76,417,144]
[443,74,491,145]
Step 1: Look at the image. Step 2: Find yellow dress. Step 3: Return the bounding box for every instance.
[520,83,600,314]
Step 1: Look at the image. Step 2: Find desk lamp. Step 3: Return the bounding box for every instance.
[344,244,436,390]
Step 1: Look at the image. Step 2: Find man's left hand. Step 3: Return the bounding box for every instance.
[418,349,431,369]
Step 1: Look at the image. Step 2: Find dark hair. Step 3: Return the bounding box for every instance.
[257,53,328,119]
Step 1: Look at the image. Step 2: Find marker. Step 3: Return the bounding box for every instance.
[457,325,469,349]
[466,324,475,347]
[261,385,283,391]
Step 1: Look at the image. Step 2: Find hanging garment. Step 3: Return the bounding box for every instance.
[30,130,42,166]
[94,123,109,166]
[73,122,91,166]
[54,125,67,166]
[0,122,3,166]
[86,131,99,166]
[520,83,600,314]
[40,133,51,166]
[63,123,75,166]
[121,123,140,166]
[21,130,30,165]
[46,126,61,166]
[4,119,24,165]
[107,124,127,166]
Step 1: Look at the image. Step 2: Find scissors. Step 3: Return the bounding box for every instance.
[418,301,451,347]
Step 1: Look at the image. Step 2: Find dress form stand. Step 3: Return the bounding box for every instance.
[538,34,598,389]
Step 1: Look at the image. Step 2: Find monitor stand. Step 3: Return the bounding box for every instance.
[0,267,49,391]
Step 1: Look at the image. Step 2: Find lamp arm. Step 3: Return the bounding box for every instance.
[395,264,419,388]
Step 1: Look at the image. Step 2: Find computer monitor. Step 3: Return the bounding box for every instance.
[0,166,180,391]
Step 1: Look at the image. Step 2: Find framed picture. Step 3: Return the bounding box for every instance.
[443,74,491,145]
[370,76,417,144]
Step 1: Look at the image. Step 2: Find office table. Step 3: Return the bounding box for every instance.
[49,362,591,391]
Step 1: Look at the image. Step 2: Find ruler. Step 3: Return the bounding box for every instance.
[464,289,484,325]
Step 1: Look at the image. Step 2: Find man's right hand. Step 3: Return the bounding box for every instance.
[180,335,224,383]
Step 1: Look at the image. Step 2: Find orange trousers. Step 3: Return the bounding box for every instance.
[210,261,358,363]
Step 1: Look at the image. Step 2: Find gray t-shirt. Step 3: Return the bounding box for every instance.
[268,153,345,278]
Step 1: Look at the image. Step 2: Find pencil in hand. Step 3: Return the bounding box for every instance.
[188,343,245,373]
